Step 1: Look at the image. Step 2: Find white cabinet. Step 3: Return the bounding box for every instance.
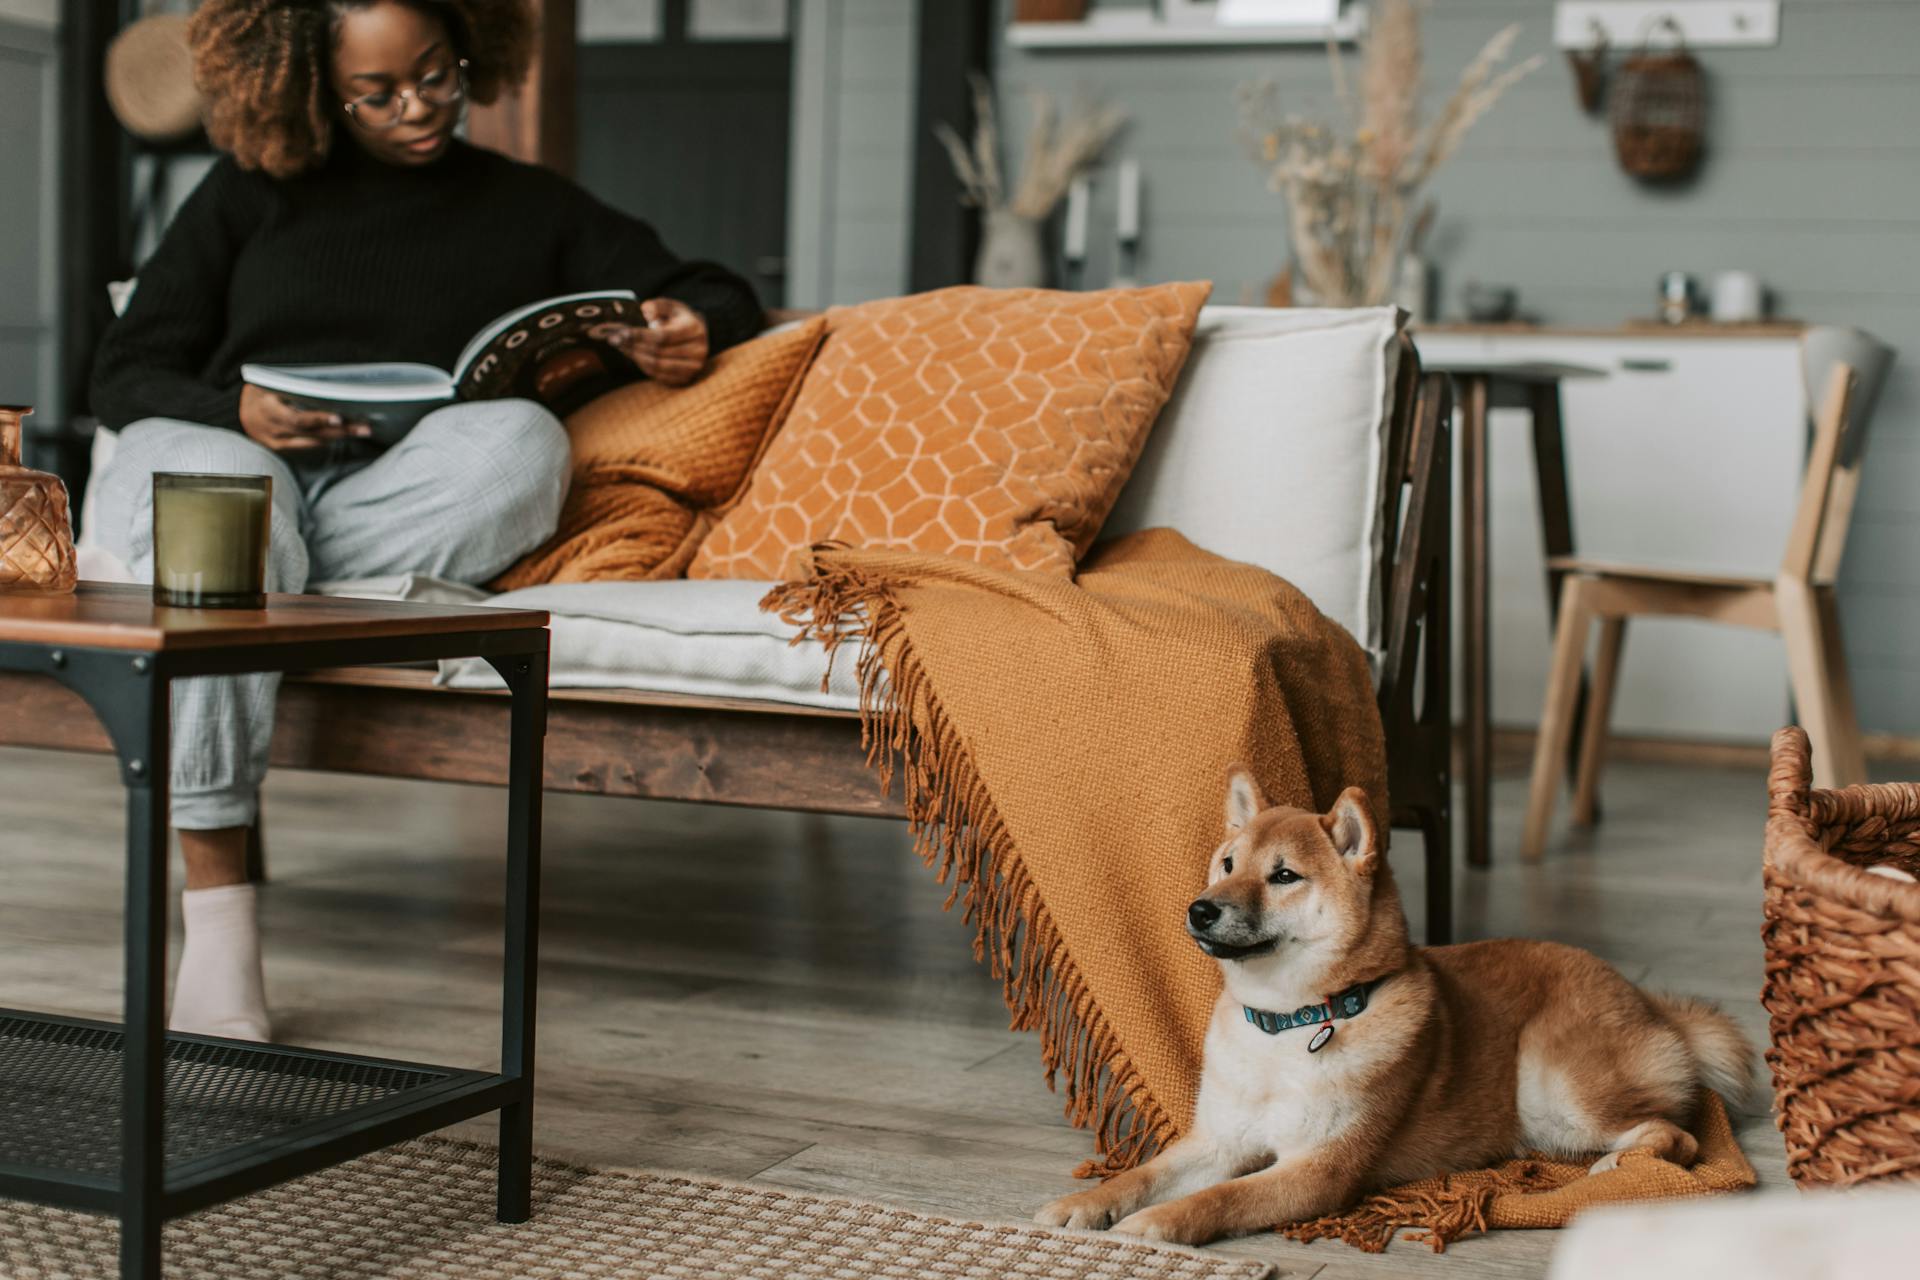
[1414,329,1807,742]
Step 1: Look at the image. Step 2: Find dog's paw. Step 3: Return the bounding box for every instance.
[1111,1207,1202,1246]
[1033,1191,1121,1231]
[1588,1150,1623,1175]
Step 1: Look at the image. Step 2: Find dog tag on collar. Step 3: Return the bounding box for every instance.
[1307,1025,1334,1053]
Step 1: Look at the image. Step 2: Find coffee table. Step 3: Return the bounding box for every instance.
[0,584,550,1279]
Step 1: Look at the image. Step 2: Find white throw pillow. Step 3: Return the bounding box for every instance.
[439,580,857,711]
[1101,305,1403,650]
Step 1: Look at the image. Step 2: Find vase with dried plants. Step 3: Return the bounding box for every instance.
[937,75,1126,289]
[1239,0,1540,308]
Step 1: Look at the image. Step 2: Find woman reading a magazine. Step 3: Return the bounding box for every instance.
[88,0,762,1042]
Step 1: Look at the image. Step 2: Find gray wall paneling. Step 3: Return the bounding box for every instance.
[787,0,917,308]
[0,17,59,426]
[995,0,1920,735]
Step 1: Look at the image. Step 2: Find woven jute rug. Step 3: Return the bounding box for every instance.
[1,1139,1274,1279]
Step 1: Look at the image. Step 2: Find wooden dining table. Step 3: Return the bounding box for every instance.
[1415,357,1609,870]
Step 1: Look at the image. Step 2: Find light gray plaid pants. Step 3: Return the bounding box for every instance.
[94,399,569,829]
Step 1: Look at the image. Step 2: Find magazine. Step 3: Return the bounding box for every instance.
[241,289,644,445]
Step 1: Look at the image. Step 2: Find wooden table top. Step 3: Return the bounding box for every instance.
[1417,357,1610,382]
[0,583,547,652]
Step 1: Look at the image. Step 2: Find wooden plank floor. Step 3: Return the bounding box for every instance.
[0,743,1831,1278]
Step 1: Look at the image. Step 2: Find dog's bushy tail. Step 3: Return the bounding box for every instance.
[1651,993,1760,1108]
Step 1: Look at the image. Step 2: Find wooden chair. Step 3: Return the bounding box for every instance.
[1522,353,1883,861]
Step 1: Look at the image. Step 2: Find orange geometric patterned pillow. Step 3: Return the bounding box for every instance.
[689,281,1211,580]
[491,318,826,590]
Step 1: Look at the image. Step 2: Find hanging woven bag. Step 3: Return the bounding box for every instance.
[1611,17,1706,182]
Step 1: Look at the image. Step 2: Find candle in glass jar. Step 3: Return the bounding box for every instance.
[152,473,272,608]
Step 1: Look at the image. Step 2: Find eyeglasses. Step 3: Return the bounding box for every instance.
[342,58,468,130]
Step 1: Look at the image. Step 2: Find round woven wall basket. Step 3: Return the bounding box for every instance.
[105,13,204,145]
[1610,21,1705,182]
[1762,726,1920,1187]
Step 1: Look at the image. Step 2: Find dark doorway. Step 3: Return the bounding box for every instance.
[910,0,994,292]
[575,0,791,306]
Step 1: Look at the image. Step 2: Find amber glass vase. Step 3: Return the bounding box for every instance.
[0,405,77,594]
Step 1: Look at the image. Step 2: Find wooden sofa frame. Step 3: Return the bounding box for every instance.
[0,341,1455,941]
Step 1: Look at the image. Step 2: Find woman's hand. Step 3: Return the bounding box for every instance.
[589,298,709,387]
[239,385,372,451]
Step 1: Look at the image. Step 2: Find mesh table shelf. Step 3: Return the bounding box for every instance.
[0,586,549,1279]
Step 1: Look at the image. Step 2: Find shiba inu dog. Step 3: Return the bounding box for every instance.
[1035,771,1755,1247]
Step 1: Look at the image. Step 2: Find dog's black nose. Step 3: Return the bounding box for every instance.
[1187,899,1222,931]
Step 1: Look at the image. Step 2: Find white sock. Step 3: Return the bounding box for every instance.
[170,883,272,1042]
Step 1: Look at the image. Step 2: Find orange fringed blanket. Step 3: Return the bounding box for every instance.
[764,528,1388,1171]
[1283,1091,1755,1253]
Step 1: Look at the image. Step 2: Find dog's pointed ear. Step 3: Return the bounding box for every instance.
[1225,767,1266,834]
[1323,787,1379,874]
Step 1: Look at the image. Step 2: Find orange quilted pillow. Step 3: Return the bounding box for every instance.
[565,317,826,507]
[689,281,1211,580]
[492,318,826,590]
[491,484,705,590]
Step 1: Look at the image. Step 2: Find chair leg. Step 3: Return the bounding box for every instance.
[1815,585,1869,786]
[1523,578,1593,861]
[1777,578,1853,789]
[1571,616,1626,828]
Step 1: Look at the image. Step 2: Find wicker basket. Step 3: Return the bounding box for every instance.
[1610,25,1705,182]
[1762,726,1920,1186]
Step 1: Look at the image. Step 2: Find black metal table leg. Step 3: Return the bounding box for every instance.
[119,658,169,1280]
[43,647,174,1280]
[489,645,548,1223]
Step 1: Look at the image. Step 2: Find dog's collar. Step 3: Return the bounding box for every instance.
[1242,979,1381,1051]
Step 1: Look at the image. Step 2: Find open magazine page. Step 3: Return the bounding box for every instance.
[453,290,644,418]
[241,290,646,444]
[239,362,455,444]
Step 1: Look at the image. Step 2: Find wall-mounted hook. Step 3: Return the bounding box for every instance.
[1636,12,1687,47]
[1553,3,1779,51]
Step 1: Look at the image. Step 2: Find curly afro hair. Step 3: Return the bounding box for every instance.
[189,0,535,177]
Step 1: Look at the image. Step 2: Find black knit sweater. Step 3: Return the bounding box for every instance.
[89,138,764,432]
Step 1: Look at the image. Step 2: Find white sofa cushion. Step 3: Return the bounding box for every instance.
[1101,305,1402,650]
[439,580,858,711]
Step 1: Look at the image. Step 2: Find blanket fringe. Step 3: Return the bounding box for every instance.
[1278,1160,1561,1254]
[763,565,1181,1177]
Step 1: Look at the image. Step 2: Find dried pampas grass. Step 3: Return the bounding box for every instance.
[1240,0,1540,307]
[937,74,1126,220]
